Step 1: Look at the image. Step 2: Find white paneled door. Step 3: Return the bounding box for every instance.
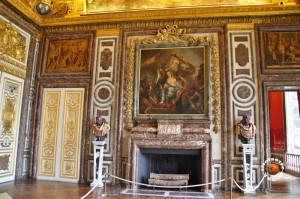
[0,72,24,183]
[37,88,84,183]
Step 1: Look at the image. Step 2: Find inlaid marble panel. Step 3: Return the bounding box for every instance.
[228,31,259,159]
[89,36,117,181]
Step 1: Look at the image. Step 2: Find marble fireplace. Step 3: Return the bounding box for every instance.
[128,120,212,191]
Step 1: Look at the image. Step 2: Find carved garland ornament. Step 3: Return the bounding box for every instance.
[124,25,221,133]
[0,19,26,63]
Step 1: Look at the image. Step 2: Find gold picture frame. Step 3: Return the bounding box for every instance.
[258,24,300,73]
[123,25,221,132]
[134,44,209,119]
[40,32,94,76]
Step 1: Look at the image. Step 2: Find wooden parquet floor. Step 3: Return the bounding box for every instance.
[0,173,299,199]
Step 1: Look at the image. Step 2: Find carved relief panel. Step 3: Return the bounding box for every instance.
[0,16,30,79]
[37,88,84,182]
[0,72,24,183]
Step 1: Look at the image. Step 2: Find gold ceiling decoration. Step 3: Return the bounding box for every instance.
[5,0,300,26]
[0,19,27,63]
[86,0,275,13]
[25,0,85,18]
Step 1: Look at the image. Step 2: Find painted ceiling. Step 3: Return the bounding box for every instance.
[5,0,300,26]
[85,0,274,13]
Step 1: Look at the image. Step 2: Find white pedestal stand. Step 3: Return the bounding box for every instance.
[242,144,254,193]
[90,141,106,187]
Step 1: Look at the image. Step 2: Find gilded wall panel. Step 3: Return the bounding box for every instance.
[38,88,84,182]
[38,91,61,177]
[0,15,30,69]
[60,90,84,179]
[0,73,23,182]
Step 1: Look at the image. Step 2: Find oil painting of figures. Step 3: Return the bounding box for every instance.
[45,39,89,73]
[137,46,207,116]
[264,32,300,68]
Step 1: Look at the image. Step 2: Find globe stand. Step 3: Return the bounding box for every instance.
[242,143,254,193]
[90,140,106,187]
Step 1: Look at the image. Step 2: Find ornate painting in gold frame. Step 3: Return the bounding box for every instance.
[134,44,209,120]
[124,25,221,131]
[41,32,93,76]
[258,25,300,73]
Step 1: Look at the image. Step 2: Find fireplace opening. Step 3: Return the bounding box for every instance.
[137,148,202,189]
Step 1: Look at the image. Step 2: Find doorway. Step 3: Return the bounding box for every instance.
[37,88,84,182]
[268,91,300,190]
[0,72,24,183]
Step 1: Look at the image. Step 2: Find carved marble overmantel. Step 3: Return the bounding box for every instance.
[128,120,212,191]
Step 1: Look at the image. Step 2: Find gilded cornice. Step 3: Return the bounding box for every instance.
[41,14,300,34]
[0,1,41,34]
[227,23,255,30]
[6,0,43,25]
[5,0,300,27]
[38,5,300,27]
[0,59,26,79]
[96,29,120,37]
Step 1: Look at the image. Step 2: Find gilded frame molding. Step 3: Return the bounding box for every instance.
[258,24,300,74]
[40,32,94,77]
[124,25,221,132]
[133,43,209,120]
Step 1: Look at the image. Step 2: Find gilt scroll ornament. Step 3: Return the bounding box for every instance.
[0,19,26,63]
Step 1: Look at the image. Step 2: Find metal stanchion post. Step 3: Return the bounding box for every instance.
[102,173,107,197]
[230,177,233,199]
[105,173,107,194]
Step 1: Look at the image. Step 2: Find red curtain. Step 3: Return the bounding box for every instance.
[269,92,286,151]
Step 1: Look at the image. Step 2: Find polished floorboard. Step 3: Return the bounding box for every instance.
[0,173,299,199]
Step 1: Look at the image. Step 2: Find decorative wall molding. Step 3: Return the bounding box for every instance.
[212,164,221,188]
[227,23,254,31]
[22,40,40,176]
[37,88,84,182]
[0,15,30,68]
[40,14,300,34]
[87,160,112,183]
[231,165,260,187]
[0,72,24,183]
[228,31,260,160]
[88,36,117,181]
[0,59,26,79]
[5,0,300,27]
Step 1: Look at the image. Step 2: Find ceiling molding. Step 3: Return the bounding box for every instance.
[5,1,300,27]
